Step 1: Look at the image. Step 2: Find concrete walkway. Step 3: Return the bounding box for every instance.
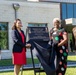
[0,64,40,72]
[68,52,76,55]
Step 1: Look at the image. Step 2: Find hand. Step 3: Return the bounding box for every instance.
[52,43,58,48]
[26,44,31,48]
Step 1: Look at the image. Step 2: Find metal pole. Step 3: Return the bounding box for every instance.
[26,27,36,75]
[12,3,20,20]
[14,9,17,19]
[30,49,36,75]
[14,9,16,19]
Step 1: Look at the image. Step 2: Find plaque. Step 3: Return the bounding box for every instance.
[27,27,49,41]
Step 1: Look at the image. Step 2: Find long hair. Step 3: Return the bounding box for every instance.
[12,19,21,30]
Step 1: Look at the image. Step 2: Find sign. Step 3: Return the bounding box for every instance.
[27,27,49,41]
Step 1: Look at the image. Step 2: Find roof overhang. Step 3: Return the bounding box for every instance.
[65,18,76,25]
[39,0,76,3]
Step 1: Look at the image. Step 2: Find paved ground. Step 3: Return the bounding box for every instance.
[68,52,76,55]
[0,64,40,72]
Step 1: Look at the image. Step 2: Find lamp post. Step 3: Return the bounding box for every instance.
[12,3,20,19]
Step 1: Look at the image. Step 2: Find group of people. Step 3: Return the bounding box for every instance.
[11,18,68,75]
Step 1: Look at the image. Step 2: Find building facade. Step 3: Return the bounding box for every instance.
[0,0,60,59]
[40,0,76,52]
[39,0,76,20]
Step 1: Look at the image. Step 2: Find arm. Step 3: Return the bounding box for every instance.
[49,28,53,40]
[12,30,25,47]
[26,44,31,48]
[58,32,68,47]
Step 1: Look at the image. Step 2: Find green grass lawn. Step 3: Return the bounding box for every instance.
[0,55,76,66]
[0,70,45,75]
[67,55,76,61]
[0,55,76,75]
[0,58,39,66]
[0,67,76,75]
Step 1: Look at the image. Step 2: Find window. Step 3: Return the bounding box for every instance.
[0,22,8,50]
[67,4,73,18]
[28,23,47,27]
[61,3,76,20]
[74,4,76,18]
[62,3,67,19]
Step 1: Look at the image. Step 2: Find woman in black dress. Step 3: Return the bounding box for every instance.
[50,18,68,75]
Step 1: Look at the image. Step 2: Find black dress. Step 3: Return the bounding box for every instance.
[50,28,68,75]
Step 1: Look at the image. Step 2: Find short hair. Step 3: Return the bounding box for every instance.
[53,18,61,24]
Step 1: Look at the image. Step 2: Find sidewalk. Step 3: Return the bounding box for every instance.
[0,66,14,72]
[0,64,40,72]
[68,52,76,55]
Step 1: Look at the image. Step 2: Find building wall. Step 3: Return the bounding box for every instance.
[0,1,60,59]
[39,0,76,3]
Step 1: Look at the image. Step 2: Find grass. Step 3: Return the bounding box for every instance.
[0,55,76,75]
[0,70,45,75]
[67,55,76,61]
[65,67,76,75]
[0,58,39,66]
[0,67,76,75]
[0,59,12,66]
[0,54,76,66]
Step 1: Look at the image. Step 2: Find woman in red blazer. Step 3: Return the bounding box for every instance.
[11,19,31,75]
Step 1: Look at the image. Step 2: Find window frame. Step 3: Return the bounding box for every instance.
[0,22,9,50]
[28,23,47,27]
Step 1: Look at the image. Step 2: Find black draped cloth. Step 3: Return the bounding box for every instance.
[29,40,56,75]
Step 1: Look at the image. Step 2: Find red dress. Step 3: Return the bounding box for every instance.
[12,32,26,65]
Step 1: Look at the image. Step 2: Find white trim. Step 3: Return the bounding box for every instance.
[39,0,76,3]
[1,50,10,53]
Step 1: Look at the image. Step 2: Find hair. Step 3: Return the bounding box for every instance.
[53,18,61,24]
[12,19,21,30]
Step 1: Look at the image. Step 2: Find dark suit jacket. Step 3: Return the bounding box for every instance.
[11,29,26,53]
